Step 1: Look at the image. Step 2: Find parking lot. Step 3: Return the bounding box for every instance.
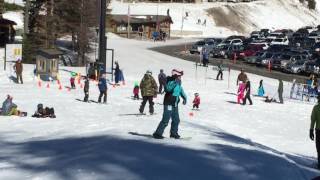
[150,43,309,83]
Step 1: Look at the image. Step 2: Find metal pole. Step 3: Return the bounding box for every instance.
[127,4,130,39]
[98,0,107,70]
[156,0,159,31]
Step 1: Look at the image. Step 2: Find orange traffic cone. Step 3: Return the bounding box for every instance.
[189,112,194,117]
[80,83,83,89]
[57,79,61,85]
[38,81,42,88]
[46,83,50,89]
[58,84,62,90]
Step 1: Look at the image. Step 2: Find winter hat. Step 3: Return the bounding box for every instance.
[194,93,199,96]
[134,81,139,87]
[171,69,183,76]
[146,70,152,75]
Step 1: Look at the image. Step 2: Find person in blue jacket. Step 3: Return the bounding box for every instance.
[114,61,121,84]
[258,80,265,97]
[202,47,209,67]
[98,73,108,103]
[153,69,187,139]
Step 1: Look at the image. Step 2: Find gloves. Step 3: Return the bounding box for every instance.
[182,99,187,105]
[310,129,314,141]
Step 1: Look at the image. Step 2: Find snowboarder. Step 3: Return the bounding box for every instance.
[237,81,245,104]
[13,59,23,84]
[114,61,121,85]
[197,19,201,25]
[133,81,140,100]
[278,79,284,104]
[243,80,253,105]
[193,93,200,109]
[84,76,90,102]
[70,76,76,89]
[158,69,167,94]
[98,73,108,103]
[310,94,320,169]
[139,70,158,114]
[216,60,224,80]
[153,69,187,139]
[237,69,248,85]
[258,80,265,97]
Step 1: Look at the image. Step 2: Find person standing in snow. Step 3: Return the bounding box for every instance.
[83,76,90,102]
[310,94,320,169]
[237,81,245,104]
[237,69,248,85]
[202,47,209,67]
[133,82,140,100]
[290,79,296,99]
[216,60,224,80]
[202,19,206,26]
[114,61,121,85]
[153,69,187,139]
[278,79,284,104]
[13,59,23,84]
[70,76,76,89]
[158,69,167,94]
[258,80,265,97]
[139,70,158,114]
[98,73,108,103]
[243,80,253,105]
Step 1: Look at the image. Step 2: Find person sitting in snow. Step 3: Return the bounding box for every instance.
[237,81,245,104]
[193,93,200,109]
[1,95,22,116]
[133,81,140,100]
[32,104,56,118]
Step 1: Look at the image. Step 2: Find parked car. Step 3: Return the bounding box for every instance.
[283,60,306,74]
[304,59,320,75]
[270,38,289,46]
[189,39,217,54]
[259,52,281,66]
[244,51,265,64]
[211,44,229,58]
[189,41,206,54]
[260,29,271,38]
[279,54,308,69]
[225,44,245,59]
[223,38,243,45]
[238,44,264,60]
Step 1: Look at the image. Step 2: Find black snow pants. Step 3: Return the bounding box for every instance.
[139,96,154,114]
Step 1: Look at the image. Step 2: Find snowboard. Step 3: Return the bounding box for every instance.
[89,100,108,104]
[119,113,156,116]
[19,112,28,117]
[76,98,91,103]
[192,108,200,111]
[128,132,192,140]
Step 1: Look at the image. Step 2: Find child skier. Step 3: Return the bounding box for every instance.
[133,81,140,100]
[237,81,245,104]
[70,76,76,89]
[258,80,265,97]
[193,93,200,109]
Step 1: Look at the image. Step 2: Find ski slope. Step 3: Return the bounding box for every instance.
[0,37,319,179]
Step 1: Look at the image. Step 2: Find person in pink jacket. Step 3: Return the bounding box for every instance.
[237,81,245,104]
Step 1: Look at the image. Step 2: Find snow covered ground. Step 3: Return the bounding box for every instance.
[111,0,320,37]
[0,36,320,179]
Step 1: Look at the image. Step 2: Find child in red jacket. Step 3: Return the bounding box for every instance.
[70,76,76,89]
[193,93,200,109]
[133,82,140,100]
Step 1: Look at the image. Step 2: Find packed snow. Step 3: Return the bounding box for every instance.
[0,36,319,179]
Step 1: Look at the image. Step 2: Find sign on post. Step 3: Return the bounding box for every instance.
[5,44,22,70]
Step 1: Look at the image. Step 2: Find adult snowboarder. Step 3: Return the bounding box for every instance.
[237,69,248,85]
[216,60,223,80]
[202,48,209,67]
[84,76,90,102]
[158,69,167,94]
[98,73,108,103]
[310,94,320,169]
[13,59,23,84]
[278,79,284,104]
[139,70,158,114]
[243,80,253,105]
[153,69,187,139]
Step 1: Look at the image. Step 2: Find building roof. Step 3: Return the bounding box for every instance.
[0,18,17,25]
[37,49,64,59]
[111,14,173,24]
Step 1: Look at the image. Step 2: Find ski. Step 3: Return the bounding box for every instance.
[128,132,192,140]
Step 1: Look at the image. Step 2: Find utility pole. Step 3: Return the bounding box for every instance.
[98,0,107,70]
[127,4,130,39]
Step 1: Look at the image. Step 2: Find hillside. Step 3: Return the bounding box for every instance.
[111,0,320,37]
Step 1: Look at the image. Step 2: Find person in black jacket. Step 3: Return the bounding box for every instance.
[243,80,253,105]
[84,76,90,102]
